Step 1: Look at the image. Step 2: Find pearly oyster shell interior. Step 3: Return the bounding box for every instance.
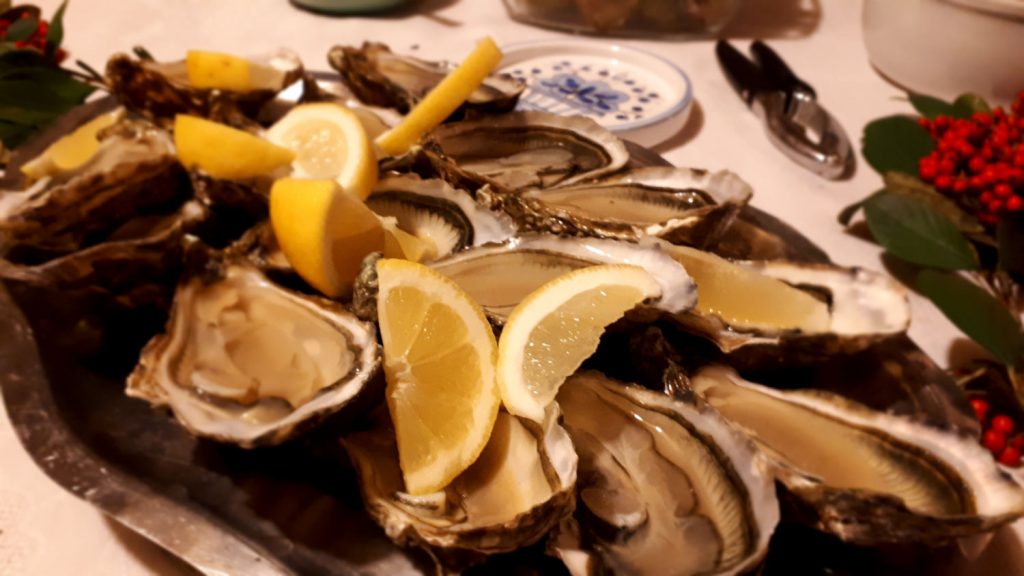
[127,261,380,447]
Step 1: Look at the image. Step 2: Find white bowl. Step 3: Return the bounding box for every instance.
[863,0,1024,105]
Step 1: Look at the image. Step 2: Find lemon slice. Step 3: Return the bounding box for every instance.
[21,108,124,180]
[266,103,378,200]
[665,245,830,332]
[175,115,294,180]
[376,258,500,495]
[270,178,384,297]
[497,265,661,422]
[375,37,503,157]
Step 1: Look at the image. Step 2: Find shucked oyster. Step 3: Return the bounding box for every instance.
[128,258,380,447]
[106,49,303,127]
[429,234,696,324]
[344,408,577,569]
[502,167,752,247]
[692,366,1024,544]
[424,111,629,190]
[553,371,778,576]
[665,245,910,364]
[365,174,516,260]
[329,42,524,115]
[0,117,186,262]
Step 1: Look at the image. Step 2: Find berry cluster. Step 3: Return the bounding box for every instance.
[0,10,66,62]
[971,397,1022,467]
[917,91,1024,226]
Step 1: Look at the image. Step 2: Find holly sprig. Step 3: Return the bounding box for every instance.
[841,91,1024,403]
[0,1,101,150]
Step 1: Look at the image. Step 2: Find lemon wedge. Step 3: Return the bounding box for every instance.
[376,258,500,495]
[375,37,503,157]
[175,115,294,180]
[497,265,661,422]
[186,50,253,91]
[20,108,125,180]
[266,103,378,200]
[665,245,830,332]
[269,178,384,297]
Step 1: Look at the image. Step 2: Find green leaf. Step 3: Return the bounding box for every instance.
[0,118,38,148]
[838,191,881,226]
[952,93,991,119]
[5,17,37,42]
[882,171,985,235]
[917,270,1024,367]
[998,214,1024,281]
[909,94,955,119]
[0,105,61,124]
[863,191,979,270]
[46,0,68,55]
[862,115,935,175]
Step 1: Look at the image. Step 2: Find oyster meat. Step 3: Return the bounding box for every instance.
[329,42,524,114]
[344,408,577,569]
[506,167,752,247]
[428,234,696,324]
[365,174,516,260]
[666,245,911,363]
[691,365,1024,544]
[424,111,629,190]
[554,371,779,575]
[127,259,380,447]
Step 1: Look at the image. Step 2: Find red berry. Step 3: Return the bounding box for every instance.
[918,117,931,129]
[920,164,938,182]
[1012,435,1024,450]
[952,178,968,194]
[939,157,957,175]
[989,199,1004,213]
[985,429,1007,454]
[995,183,1014,198]
[970,175,986,190]
[981,212,999,225]
[1009,196,1024,212]
[992,414,1016,435]
[934,175,953,191]
[969,156,987,173]
[999,446,1022,467]
[971,397,990,421]
[981,191,996,204]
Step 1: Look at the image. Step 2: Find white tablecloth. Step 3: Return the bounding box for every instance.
[2,0,1021,573]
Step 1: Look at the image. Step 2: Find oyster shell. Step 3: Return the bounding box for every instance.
[365,174,516,260]
[428,235,696,324]
[553,371,779,576]
[0,201,204,310]
[503,167,752,247]
[329,42,524,115]
[665,245,911,363]
[423,111,629,190]
[105,49,303,127]
[0,118,187,263]
[127,258,380,447]
[344,408,577,569]
[691,365,1024,544]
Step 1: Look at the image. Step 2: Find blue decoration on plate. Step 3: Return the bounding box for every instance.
[536,73,628,113]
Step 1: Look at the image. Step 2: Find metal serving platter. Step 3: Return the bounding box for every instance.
[0,86,984,575]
